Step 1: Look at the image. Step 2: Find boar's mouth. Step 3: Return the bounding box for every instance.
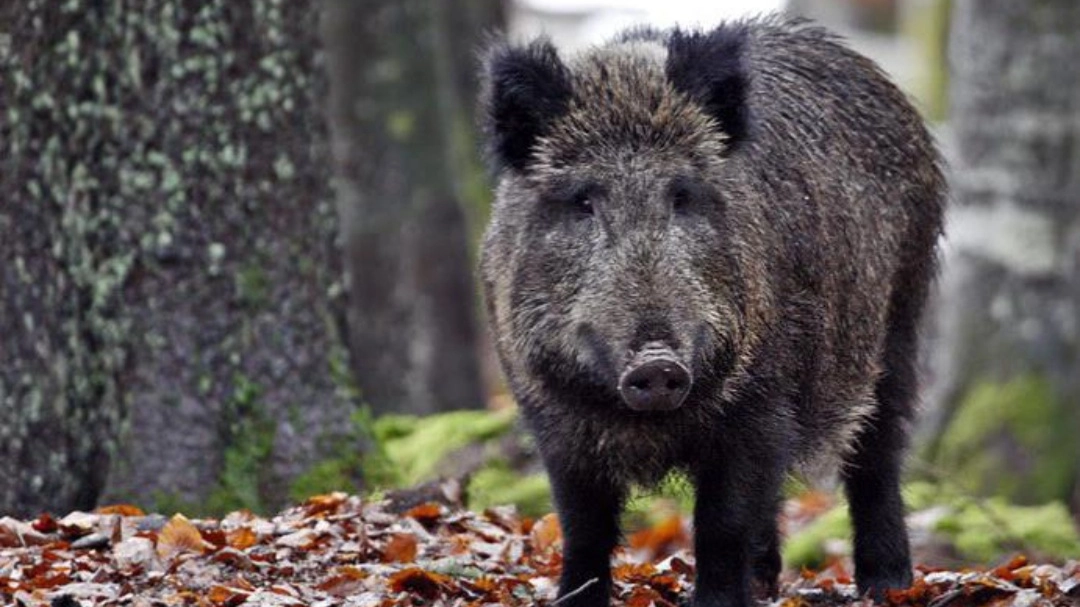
[617,342,692,411]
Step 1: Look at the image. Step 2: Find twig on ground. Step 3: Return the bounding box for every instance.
[551,578,599,605]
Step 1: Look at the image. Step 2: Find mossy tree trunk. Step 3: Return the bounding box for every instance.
[321,1,500,416]
[925,0,1080,512]
[1,0,357,516]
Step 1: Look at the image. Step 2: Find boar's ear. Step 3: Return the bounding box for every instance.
[481,38,573,173]
[666,26,751,150]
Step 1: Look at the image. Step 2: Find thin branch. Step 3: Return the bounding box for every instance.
[551,578,599,606]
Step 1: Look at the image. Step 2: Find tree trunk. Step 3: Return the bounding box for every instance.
[1,0,357,515]
[925,0,1080,512]
[322,1,499,416]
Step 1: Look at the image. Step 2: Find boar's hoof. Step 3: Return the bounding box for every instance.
[618,347,691,411]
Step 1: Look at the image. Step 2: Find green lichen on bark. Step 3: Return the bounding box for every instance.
[1,0,136,516]
[204,374,276,515]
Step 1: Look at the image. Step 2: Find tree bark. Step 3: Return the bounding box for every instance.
[925,0,1080,511]
[1,0,356,515]
[322,1,499,416]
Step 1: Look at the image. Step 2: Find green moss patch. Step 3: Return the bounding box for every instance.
[783,505,851,571]
[624,471,696,530]
[782,481,1080,569]
[934,497,1080,563]
[468,463,551,517]
[372,408,516,487]
[934,374,1077,504]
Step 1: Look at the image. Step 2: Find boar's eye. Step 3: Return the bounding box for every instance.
[668,175,707,213]
[570,186,594,214]
[671,184,691,211]
[545,180,600,217]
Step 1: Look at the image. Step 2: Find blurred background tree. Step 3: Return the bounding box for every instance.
[321,0,502,417]
[924,0,1080,514]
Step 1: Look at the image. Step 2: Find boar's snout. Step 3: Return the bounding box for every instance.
[618,342,692,411]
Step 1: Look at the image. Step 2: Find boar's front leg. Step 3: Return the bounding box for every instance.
[750,524,781,599]
[547,461,624,607]
[692,450,783,607]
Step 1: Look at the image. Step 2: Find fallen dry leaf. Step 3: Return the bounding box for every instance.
[628,515,686,560]
[404,502,443,526]
[30,513,58,534]
[276,528,319,549]
[623,585,676,607]
[156,513,209,560]
[207,584,250,607]
[303,492,348,518]
[0,517,52,547]
[381,533,418,563]
[112,537,157,570]
[530,512,562,553]
[56,512,99,538]
[387,567,452,599]
[95,504,146,517]
[316,566,367,597]
[226,526,257,550]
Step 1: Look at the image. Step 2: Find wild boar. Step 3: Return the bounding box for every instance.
[479,16,945,607]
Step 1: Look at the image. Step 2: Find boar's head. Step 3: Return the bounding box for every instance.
[480,32,764,413]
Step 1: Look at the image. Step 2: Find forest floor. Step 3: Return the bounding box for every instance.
[2,487,1078,607]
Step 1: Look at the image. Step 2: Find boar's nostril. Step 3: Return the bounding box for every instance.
[618,356,692,411]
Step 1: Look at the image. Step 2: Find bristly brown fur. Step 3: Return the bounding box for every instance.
[534,41,729,173]
[479,15,945,607]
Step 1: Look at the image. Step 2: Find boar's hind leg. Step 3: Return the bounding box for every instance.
[843,310,918,598]
[548,465,624,607]
[843,398,913,599]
